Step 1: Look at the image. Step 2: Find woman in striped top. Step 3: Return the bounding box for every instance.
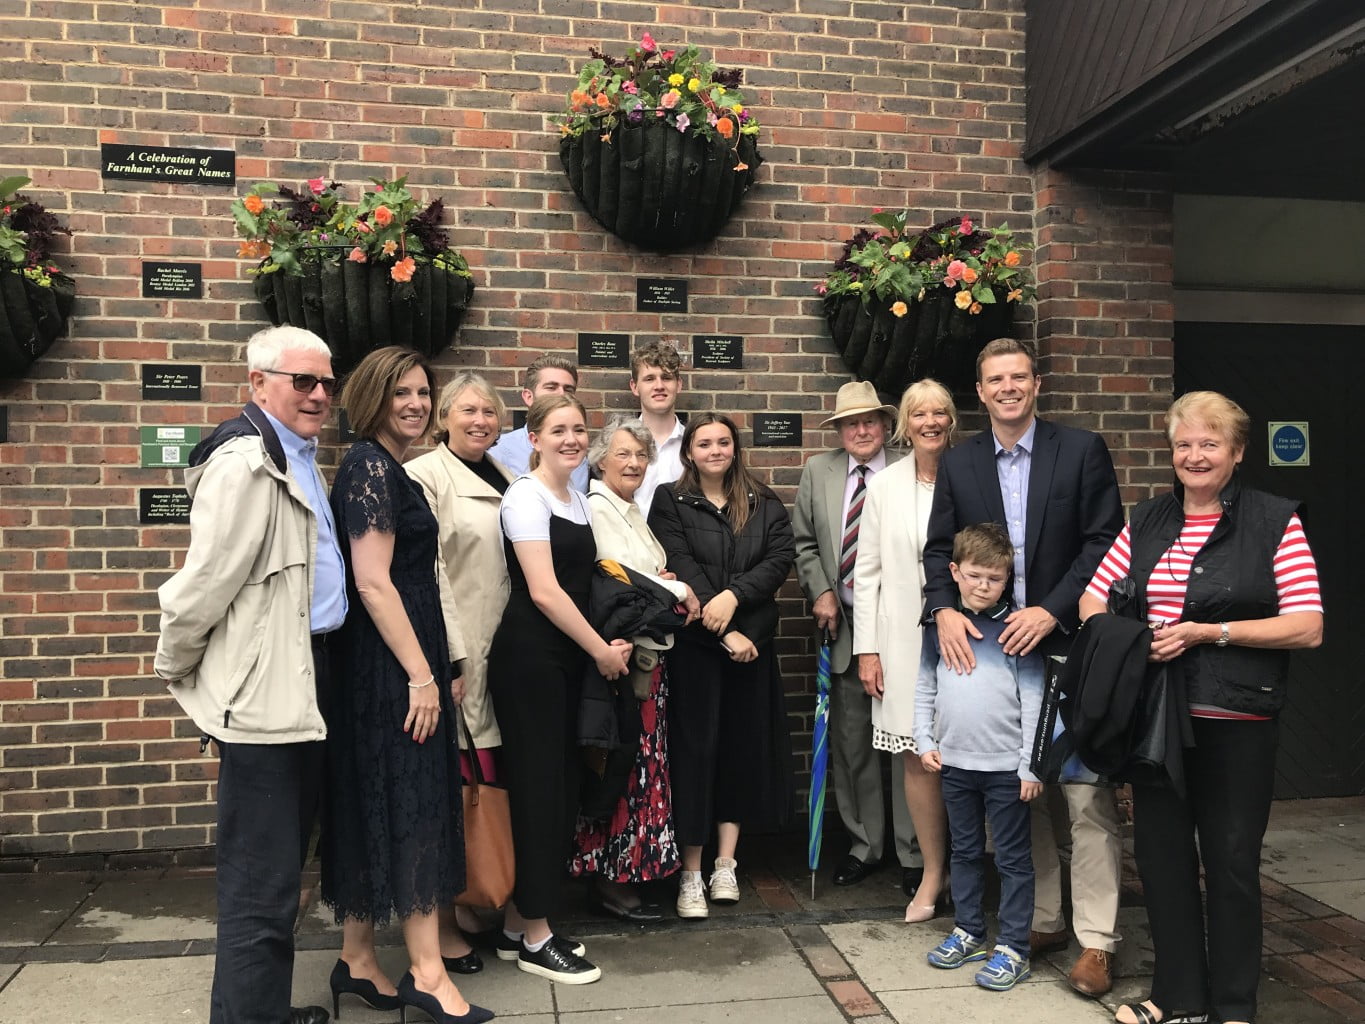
[1080,391,1323,1024]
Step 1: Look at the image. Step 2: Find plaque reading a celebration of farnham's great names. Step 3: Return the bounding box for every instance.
[141,364,203,401]
[101,143,236,186]
[692,334,743,370]
[753,413,803,447]
[636,278,688,313]
[141,262,203,299]
[576,333,631,368]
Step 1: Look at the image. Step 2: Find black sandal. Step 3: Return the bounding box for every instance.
[1116,1006,1208,1024]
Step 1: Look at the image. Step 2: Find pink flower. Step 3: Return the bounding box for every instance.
[945,259,966,282]
[355,219,371,233]
[640,32,656,53]
[347,247,367,263]
[675,112,690,132]
[661,49,675,60]
[873,207,883,214]
[661,89,680,109]
[958,217,973,235]
[815,283,828,295]
[623,80,638,94]
[307,177,324,194]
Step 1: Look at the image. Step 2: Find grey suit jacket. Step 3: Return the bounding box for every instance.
[793,446,905,674]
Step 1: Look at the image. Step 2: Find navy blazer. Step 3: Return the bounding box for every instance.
[922,418,1123,651]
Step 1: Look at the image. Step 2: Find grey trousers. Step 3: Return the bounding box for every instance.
[829,662,919,867]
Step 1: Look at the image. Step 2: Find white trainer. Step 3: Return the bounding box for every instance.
[709,857,740,904]
[676,871,709,919]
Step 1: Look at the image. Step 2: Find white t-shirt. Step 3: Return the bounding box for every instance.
[500,474,591,542]
[637,415,685,520]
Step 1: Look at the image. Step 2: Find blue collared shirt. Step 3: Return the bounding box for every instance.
[993,418,1037,610]
[260,410,348,633]
[488,425,590,493]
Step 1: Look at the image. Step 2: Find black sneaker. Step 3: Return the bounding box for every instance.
[516,939,602,984]
[495,931,586,961]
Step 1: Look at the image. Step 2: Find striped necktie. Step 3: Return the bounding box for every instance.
[838,465,868,589]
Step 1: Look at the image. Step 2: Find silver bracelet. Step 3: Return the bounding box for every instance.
[407,675,435,690]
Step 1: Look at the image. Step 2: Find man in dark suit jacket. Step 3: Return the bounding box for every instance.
[923,338,1124,998]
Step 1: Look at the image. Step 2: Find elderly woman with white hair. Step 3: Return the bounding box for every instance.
[568,414,699,922]
[853,378,957,923]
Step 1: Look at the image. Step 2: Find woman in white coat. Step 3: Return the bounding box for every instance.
[853,378,956,923]
[406,371,515,971]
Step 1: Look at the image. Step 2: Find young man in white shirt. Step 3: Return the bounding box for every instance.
[489,353,590,492]
[629,340,685,519]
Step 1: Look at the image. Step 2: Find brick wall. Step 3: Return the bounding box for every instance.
[0,0,1168,865]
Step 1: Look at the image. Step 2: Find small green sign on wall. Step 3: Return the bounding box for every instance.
[140,426,201,468]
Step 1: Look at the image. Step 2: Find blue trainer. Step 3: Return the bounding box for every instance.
[974,944,1031,990]
[926,927,988,969]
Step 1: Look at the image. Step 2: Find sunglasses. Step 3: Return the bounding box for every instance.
[262,369,338,396]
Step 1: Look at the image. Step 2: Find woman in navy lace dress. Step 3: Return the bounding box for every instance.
[323,347,491,1024]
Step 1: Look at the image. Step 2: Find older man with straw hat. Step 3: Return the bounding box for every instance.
[794,380,922,894]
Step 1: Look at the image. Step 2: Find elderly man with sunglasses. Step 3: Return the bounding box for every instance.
[155,326,346,1024]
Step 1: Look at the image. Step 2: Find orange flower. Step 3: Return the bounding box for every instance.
[1004,250,1021,267]
[961,266,978,284]
[390,256,416,283]
[571,90,589,109]
[891,301,908,318]
[595,92,611,109]
[243,194,264,215]
[374,205,393,227]
[733,161,749,171]
[969,301,982,314]
[382,239,397,256]
[715,117,735,138]
[237,239,271,259]
[347,247,367,263]
[1007,288,1023,302]
[954,290,973,310]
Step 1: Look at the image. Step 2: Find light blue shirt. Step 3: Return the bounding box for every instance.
[993,418,1037,611]
[488,425,590,493]
[261,410,348,633]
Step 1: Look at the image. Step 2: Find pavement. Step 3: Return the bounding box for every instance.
[1,796,1363,1024]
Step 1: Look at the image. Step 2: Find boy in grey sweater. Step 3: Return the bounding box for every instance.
[914,523,1044,991]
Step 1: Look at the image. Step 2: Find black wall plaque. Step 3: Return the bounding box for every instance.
[511,410,527,430]
[101,143,236,186]
[753,413,803,447]
[141,364,203,401]
[338,410,358,443]
[692,334,744,370]
[142,262,203,299]
[139,488,192,524]
[0,405,7,443]
[636,278,688,313]
[577,333,631,368]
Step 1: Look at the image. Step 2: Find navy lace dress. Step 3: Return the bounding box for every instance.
[322,439,464,924]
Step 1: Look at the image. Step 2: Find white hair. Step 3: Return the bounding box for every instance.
[246,325,333,373]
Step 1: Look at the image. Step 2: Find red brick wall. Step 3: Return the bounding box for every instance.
[0,0,1169,864]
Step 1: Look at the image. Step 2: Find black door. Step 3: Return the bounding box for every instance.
[1174,321,1363,797]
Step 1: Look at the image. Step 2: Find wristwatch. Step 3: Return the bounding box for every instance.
[1215,622,1230,647]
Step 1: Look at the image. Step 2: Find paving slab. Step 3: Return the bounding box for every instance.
[1262,831,1365,885]
[560,994,844,1023]
[46,875,218,944]
[881,978,1115,1022]
[0,876,96,946]
[1292,880,1365,921]
[552,926,823,1013]
[0,955,215,1023]
[822,919,1061,993]
[1030,905,1156,981]
[0,964,17,989]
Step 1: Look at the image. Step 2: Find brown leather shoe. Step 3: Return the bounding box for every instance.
[1029,928,1070,956]
[1069,947,1113,996]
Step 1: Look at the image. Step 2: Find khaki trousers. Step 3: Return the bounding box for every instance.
[1030,783,1122,952]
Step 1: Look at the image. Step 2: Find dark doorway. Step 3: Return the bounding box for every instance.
[1174,321,1364,797]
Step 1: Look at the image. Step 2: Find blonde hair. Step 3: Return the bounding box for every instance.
[893,378,957,446]
[1167,391,1249,451]
[526,393,588,471]
[431,372,506,445]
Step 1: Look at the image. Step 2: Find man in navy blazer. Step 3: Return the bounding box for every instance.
[922,338,1124,998]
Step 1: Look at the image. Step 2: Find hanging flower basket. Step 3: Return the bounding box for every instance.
[556,35,762,252]
[233,177,474,375]
[817,212,1034,393]
[0,175,75,379]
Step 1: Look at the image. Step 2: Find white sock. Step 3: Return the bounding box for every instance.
[523,933,550,953]
[503,928,523,942]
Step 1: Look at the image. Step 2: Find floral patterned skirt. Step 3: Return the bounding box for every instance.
[569,660,680,883]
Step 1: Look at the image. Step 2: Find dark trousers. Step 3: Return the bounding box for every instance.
[941,765,1034,955]
[209,642,327,1024]
[1133,716,1277,1023]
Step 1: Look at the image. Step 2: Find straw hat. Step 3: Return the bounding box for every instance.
[819,380,898,428]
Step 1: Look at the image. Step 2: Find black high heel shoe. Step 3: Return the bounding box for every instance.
[396,971,494,1024]
[329,959,401,1019]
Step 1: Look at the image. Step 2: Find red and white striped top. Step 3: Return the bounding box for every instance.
[1086,513,1322,720]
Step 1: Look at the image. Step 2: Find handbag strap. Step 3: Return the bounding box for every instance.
[457,708,485,804]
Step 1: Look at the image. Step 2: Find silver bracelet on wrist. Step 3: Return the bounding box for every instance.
[407,675,435,690]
